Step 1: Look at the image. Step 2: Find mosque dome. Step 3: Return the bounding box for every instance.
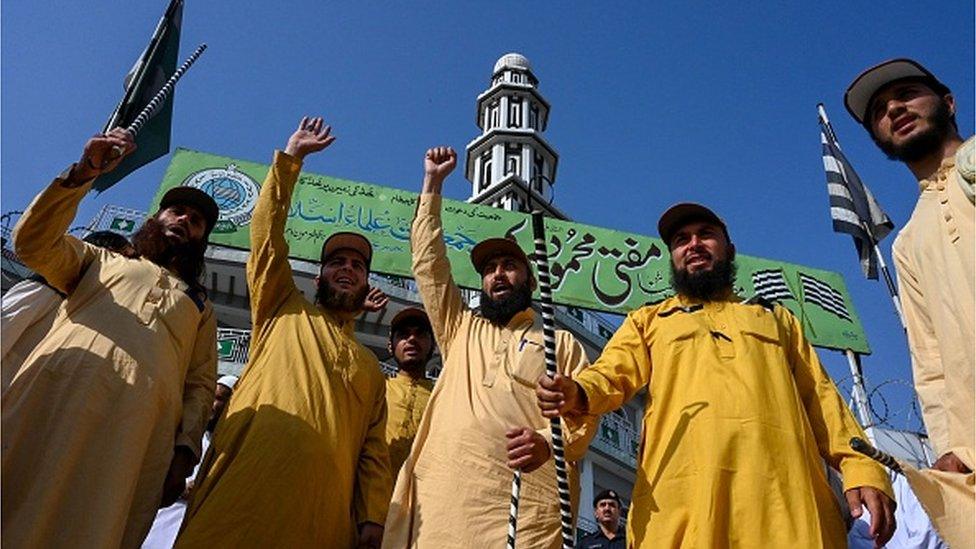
[493,53,531,74]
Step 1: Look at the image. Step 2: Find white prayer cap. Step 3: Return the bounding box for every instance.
[216,375,239,391]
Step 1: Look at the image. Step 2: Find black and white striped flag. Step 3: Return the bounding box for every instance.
[751,268,795,302]
[818,105,893,280]
[799,273,852,322]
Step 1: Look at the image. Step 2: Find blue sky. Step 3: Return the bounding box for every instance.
[3,2,973,430]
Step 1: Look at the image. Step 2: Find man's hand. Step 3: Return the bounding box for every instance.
[357,522,383,548]
[422,146,456,194]
[63,128,137,187]
[284,116,336,160]
[160,446,195,507]
[536,373,585,418]
[361,286,389,313]
[933,451,972,474]
[845,486,896,549]
[506,427,551,473]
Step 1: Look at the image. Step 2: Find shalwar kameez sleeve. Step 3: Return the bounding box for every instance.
[13,172,98,295]
[780,309,894,498]
[246,151,304,338]
[410,194,465,355]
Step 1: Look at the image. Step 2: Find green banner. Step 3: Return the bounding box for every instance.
[154,149,870,353]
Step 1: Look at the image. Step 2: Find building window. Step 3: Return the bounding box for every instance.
[511,72,522,84]
[508,97,522,128]
[480,152,493,191]
[532,153,545,189]
[505,144,521,177]
[489,100,500,128]
[528,104,539,130]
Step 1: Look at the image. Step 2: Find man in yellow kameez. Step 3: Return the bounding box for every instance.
[176,117,391,548]
[845,57,975,547]
[3,130,219,549]
[383,147,598,548]
[538,203,896,548]
[385,307,436,478]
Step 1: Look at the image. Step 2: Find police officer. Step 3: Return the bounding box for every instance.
[579,489,626,548]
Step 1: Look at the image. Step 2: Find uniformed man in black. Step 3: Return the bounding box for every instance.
[579,489,626,549]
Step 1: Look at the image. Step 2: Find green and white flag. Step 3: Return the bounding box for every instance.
[94,0,183,193]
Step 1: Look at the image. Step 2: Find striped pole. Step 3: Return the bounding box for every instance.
[532,210,575,548]
[507,469,521,548]
[108,44,207,160]
[850,437,903,475]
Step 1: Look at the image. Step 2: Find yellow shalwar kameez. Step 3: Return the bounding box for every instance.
[3,173,217,549]
[385,371,435,477]
[383,194,598,548]
[176,151,391,548]
[569,295,893,548]
[893,136,974,469]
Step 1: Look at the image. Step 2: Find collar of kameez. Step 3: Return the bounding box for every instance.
[918,153,956,192]
[320,306,358,333]
[506,308,535,330]
[673,292,741,309]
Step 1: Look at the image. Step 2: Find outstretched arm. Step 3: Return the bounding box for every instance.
[14,129,135,294]
[411,147,466,357]
[246,117,336,334]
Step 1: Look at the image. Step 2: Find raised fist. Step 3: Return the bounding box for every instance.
[424,146,456,183]
[285,117,336,160]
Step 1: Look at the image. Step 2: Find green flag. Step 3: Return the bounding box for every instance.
[93,0,183,193]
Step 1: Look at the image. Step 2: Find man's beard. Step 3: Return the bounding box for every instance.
[315,279,368,313]
[131,217,206,286]
[873,99,955,163]
[671,259,736,301]
[480,280,533,326]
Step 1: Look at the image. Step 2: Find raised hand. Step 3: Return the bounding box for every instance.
[284,117,336,160]
[63,128,137,187]
[361,286,390,313]
[421,146,456,194]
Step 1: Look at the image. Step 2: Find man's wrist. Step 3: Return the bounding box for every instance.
[59,162,99,188]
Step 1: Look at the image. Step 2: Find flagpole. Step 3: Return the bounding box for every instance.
[865,223,906,329]
[844,349,874,433]
[818,104,906,328]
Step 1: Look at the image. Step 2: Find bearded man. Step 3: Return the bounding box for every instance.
[175,117,391,549]
[846,59,974,476]
[3,129,219,549]
[383,147,597,548]
[537,203,896,549]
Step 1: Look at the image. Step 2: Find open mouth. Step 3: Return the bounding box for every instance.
[166,225,188,241]
[686,254,710,268]
[891,114,917,135]
[334,275,355,289]
[491,283,513,298]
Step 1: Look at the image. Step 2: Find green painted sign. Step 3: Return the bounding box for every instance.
[154,149,870,353]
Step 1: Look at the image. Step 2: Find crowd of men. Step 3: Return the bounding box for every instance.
[0,58,971,548]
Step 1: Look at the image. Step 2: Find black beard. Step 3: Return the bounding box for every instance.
[396,357,427,376]
[131,217,206,287]
[671,259,736,301]
[873,99,955,163]
[315,279,368,313]
[480,280,533,326]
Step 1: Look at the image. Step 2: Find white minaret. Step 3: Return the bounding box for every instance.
[465,53,566,219]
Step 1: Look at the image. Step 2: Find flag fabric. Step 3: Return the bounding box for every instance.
[93,0,184,193]
[818,105,894,279]
[751,268,795,302]
[799,273,853,322]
